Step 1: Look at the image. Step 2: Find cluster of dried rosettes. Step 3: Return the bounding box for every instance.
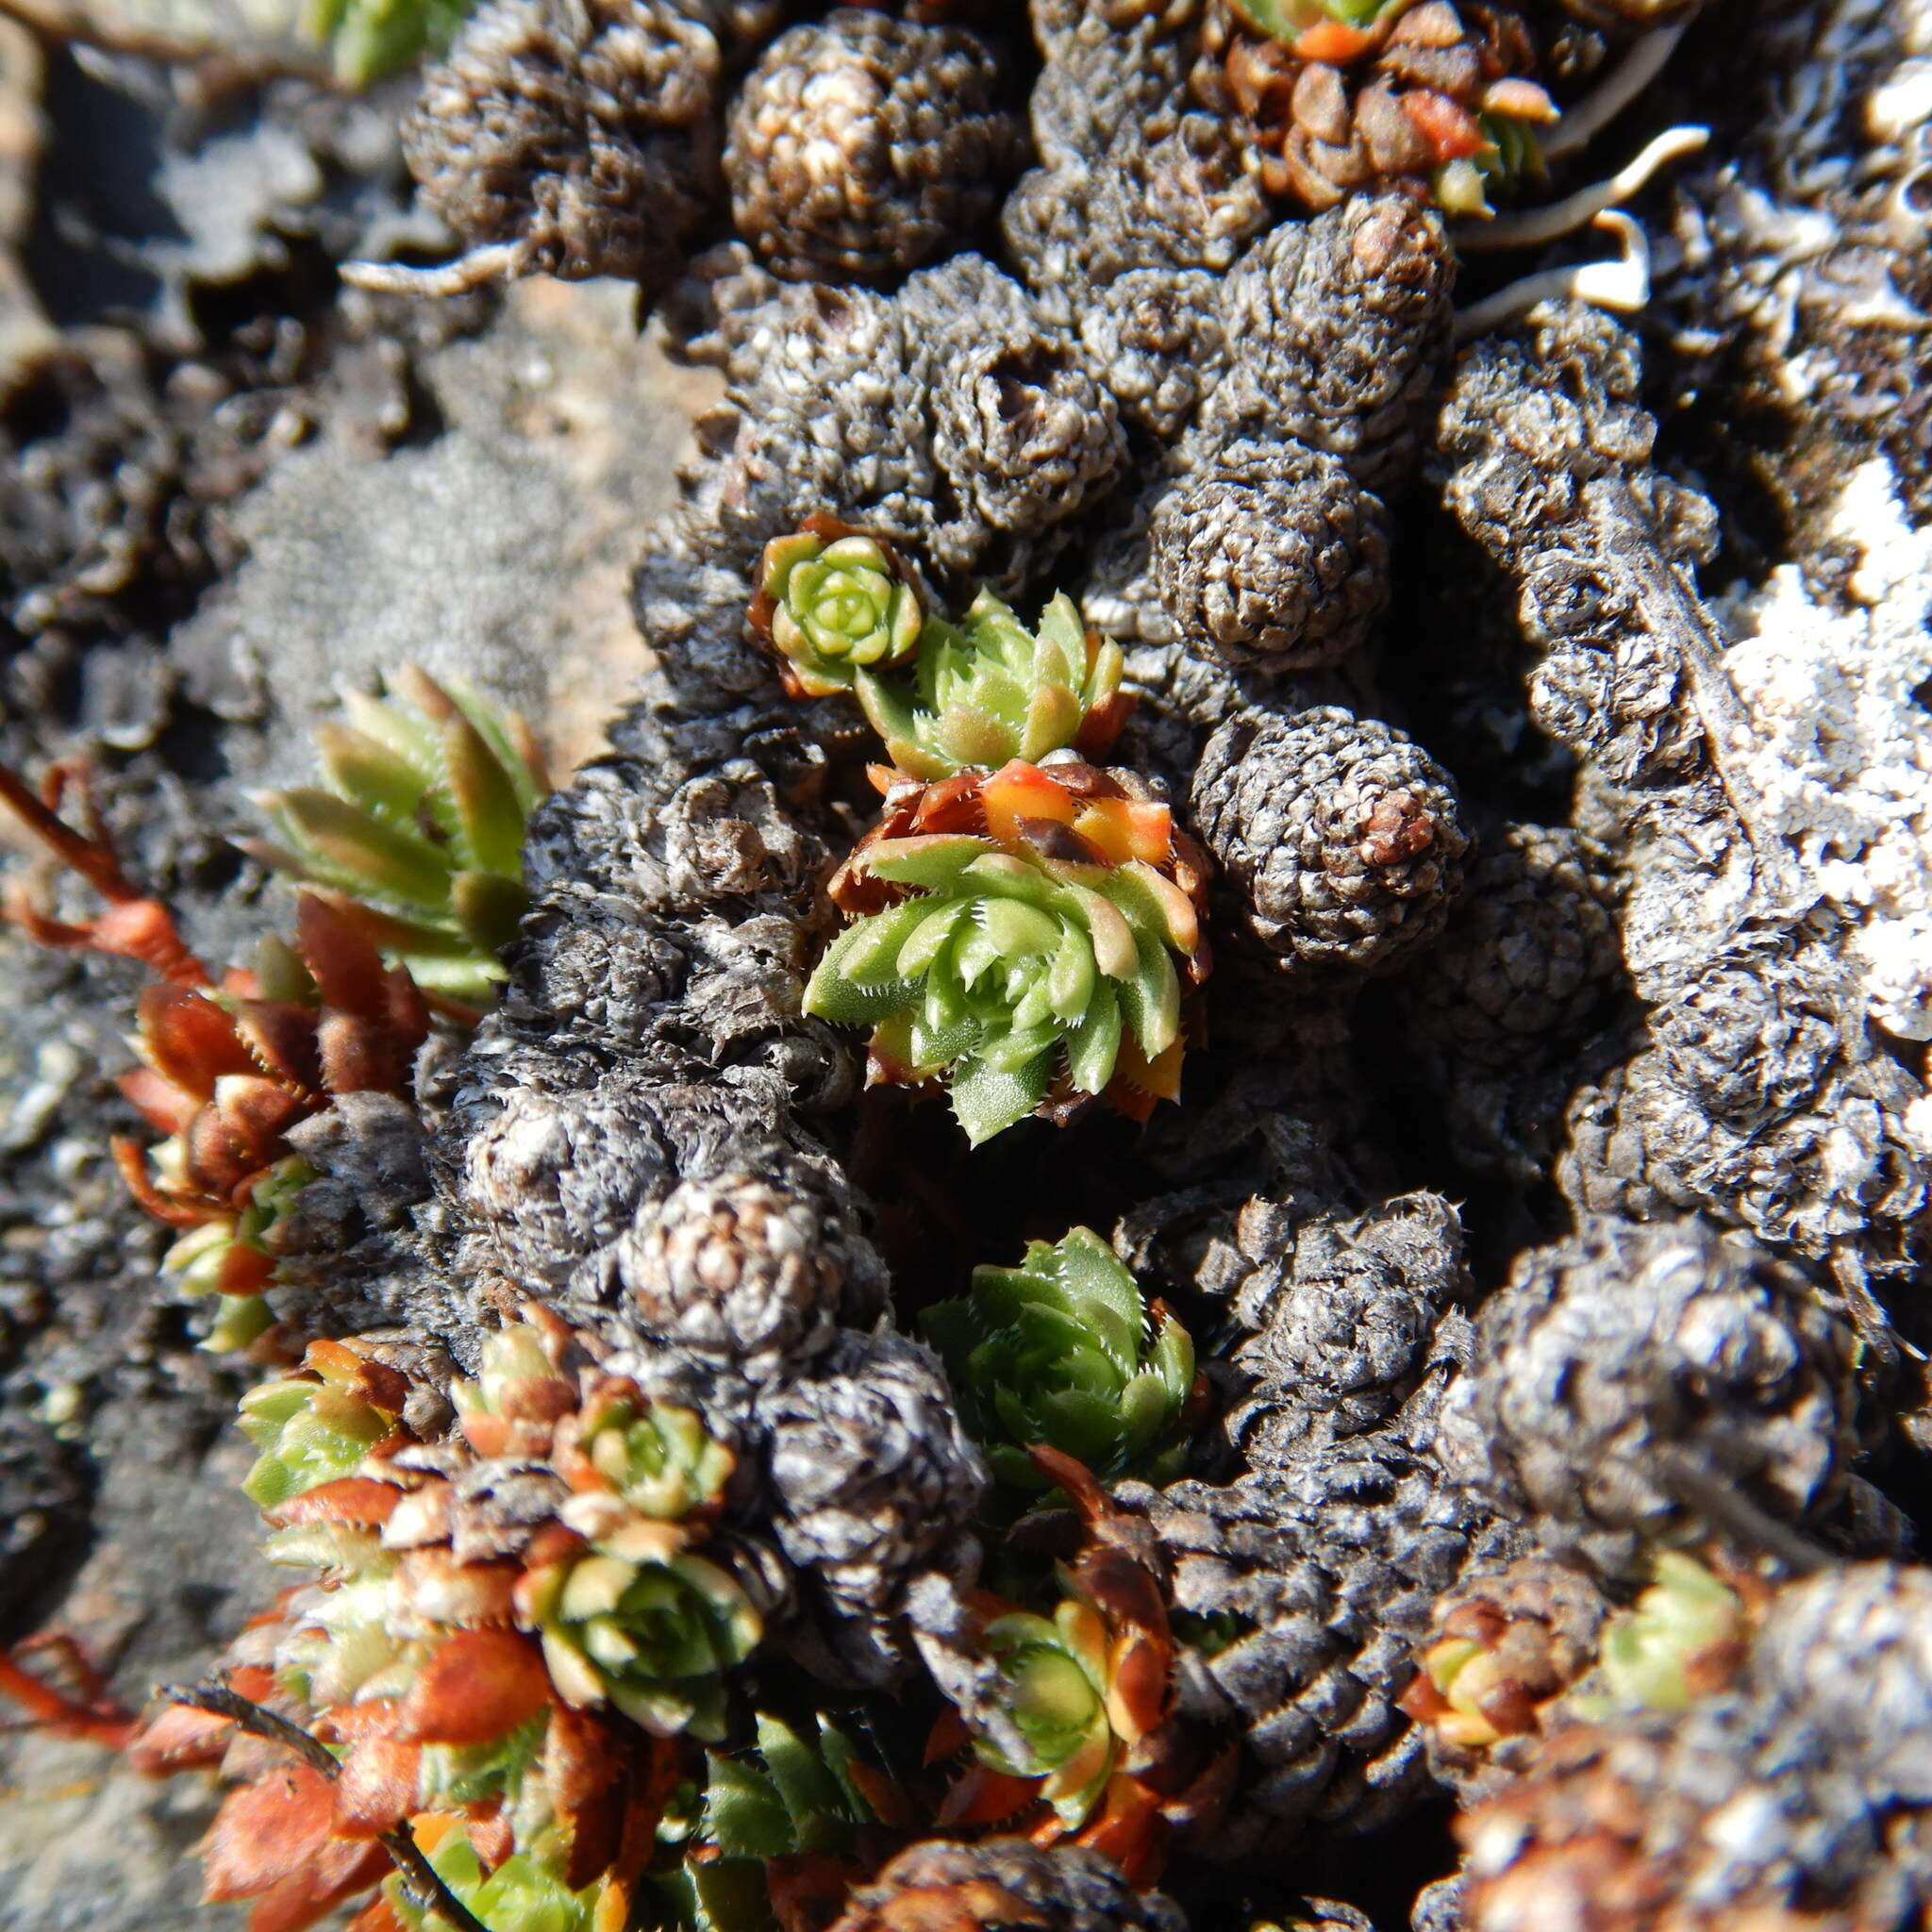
[753,527,1211,1146]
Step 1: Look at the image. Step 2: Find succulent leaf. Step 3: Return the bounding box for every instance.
[252,666,550,1001]
[1229,0,1398,40]
[1596,1555,1749,1714]
[924,1228,1195,1499]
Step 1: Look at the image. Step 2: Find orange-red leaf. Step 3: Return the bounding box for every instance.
[202,1764,384,1912]
[332,1731,423,1839]
[296,894,391,1023]
[395,1629,550,1746]
[266,1476,402,1529]
[118,1065,201,1136]
[545,1700,625,1821]
[136,984,255,1098]
[317,1010,406,1098]
[127,1701,236,1775]
[232,1000,326,1094]
[1401,89,1485,161]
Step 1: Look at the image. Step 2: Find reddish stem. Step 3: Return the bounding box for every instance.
[0,1638,139,1751]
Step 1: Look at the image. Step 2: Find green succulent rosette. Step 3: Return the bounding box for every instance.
[1596,1554,1748,1714]
[239,1337,408,1509]
[562,1381,735,1524]
[752,521,924,699]
[388,1820,614,1932]
[976,1598,1118,1827]
[521,1523,762,1740]
[804,758,1208,1146]
[854,589,1128,782]
[249,664,550,1003]
[924,1227,1194,1498]
[303,0,474,87]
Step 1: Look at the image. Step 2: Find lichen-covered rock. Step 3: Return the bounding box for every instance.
[1716,460,1932,1042]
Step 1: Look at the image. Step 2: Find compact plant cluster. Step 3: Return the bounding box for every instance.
[3,5,1931,1932]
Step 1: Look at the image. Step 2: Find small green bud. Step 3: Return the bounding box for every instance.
[529,1547,763,1740]
[1599,1554,1747,1713]
[753,525,923,698]
[978,1599,1116,1827]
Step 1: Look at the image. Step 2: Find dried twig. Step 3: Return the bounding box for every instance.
[162,1681,494,1932]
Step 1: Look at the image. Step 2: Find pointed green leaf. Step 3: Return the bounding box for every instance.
[702,1754,791,1858]
[855,668,921,752]
[314,722,429,824]
[950,1051,1051,1146]
[1114,930,1182,1058]
[1018,685,1085,763]
[449,869,530,957]
[262,789,452,909]
[863,836,994,891]
[1051,1227,1143,1370]
[841,898,942,984]
[442,710,528,876]
[1063,980,1124,1094]
[340,688,441,778]
[814,1719,878,1825]
[978,897,1061,959]
[1044,922,1096,1024]
[1063,885,1138,978]
[754,1713,849,1854]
